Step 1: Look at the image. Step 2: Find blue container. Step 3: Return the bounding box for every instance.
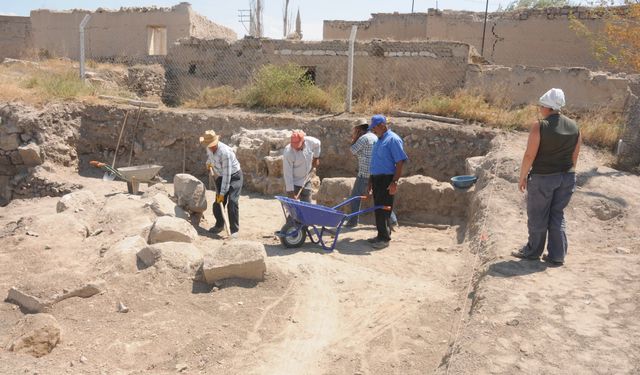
[451,175,478,189]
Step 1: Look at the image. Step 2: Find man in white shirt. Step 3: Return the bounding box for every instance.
[200,130,243,236]
[282,130,321,202]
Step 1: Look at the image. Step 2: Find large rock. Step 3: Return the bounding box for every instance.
[202,240,267,283]
[137,242,203,274]
[6,287,50,313]
[173,174,207,213]
[104,235,148,273]
[263,155,284,177]
[56,190,98,213]
[18,143,43,166]
[315,177,355,207]
[7,313,61,357]
[148,193,189,219]
[148,216,198,244]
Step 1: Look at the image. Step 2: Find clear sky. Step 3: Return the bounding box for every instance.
[0,0,519,40]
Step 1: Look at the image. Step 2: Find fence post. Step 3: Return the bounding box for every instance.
[345,25,358,113]
[79,14,92,80]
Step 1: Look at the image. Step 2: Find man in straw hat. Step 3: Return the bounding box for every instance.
[200,130,243,237]
[283,130,321,202]
[511,88,581,266]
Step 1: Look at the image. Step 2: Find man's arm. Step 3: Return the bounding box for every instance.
[219,153,232,196]
[387,160,404,195]
[519,121,541,193]
[283,151,295,194]
[572,132,582,168]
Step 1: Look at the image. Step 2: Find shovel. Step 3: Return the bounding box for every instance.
[208,167,231,237]
[104,110,130,181]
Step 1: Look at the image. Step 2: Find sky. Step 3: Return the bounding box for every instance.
[0,0,624,40]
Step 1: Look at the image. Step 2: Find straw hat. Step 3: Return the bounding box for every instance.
[199,130,220,148]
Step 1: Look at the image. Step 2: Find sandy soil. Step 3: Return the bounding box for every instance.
[0,132,638,375]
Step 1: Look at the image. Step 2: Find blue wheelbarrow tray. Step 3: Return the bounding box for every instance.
[275,195,390,252]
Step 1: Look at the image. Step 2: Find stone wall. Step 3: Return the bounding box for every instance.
[126,65,167,98]
[323,7,621,70]
[465,64,632,112]
[29,3,235,61]
[0,16,33,61]
[164,38,471,104]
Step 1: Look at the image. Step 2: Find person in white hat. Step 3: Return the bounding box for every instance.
[200,130,243,237]
[512,88,582,266]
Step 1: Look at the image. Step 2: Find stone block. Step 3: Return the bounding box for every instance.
[173,173,207,213]
[263,155,283,177]
[0,134,20,151]
[315,177,355,207]
[137,242,203,274]
[6,287,50,313]
[149,193,189,219]
[7,313,61,357]
[105,235,148,273]
[148,216,198,244]
[56,190,97,213]
[202,240,267,283]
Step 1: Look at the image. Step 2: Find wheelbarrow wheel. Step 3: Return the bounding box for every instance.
[279,221,307,248]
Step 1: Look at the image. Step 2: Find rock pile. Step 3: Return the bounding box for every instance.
[126,64,166,98]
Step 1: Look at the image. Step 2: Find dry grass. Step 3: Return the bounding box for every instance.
[183,86,239,109]
[572,110,625,150]
[0,58,135,106]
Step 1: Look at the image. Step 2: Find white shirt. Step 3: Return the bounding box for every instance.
[282,136,321,192]
[206,142,241,195]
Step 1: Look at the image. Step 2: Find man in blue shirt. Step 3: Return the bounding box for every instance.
[367,115,408,249]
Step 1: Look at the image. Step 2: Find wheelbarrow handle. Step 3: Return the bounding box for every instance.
[89,160,106,168]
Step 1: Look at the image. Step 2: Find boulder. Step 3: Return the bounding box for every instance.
[137,242,203,274]
[105,235,148,273]
[7,313,61,357]
[148,216,198,244]
[202,240,267,283]
[18,143,43,166]
[148,194,189,219]
[6,287,50,313]
[465,156,485,176]
[56,190,97,213]
[173,174,207,213]
[315,177,355,207]
[263,155,283,177]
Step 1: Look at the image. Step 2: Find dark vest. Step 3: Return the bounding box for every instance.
[531,114,579,175]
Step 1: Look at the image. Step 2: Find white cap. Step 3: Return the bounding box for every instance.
[538,88,566,110]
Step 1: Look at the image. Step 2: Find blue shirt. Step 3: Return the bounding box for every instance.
[370,130,408,175]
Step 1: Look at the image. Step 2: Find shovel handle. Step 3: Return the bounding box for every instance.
[90,160,106,168]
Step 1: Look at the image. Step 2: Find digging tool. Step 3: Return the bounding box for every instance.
[126,104,143,167]
[90,160,126,181]
[105,110,130,181]
[294,168,315,200]
[208,167,231,237]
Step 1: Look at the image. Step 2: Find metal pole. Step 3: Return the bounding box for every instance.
[412,0,415,13]
[79,14,91,79]
[346,25,358,113]
[480,0,489,57]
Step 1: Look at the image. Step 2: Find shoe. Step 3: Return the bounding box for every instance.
[371,241,389,249]
[367,237,381,243]
[542,254,563,266]
[344,222,357,228]
[230,232,238,239]
[389,221,399,232]
[511,247,539,260]
[208,226,224,234]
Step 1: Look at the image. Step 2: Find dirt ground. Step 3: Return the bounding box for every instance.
[0,131,638,375]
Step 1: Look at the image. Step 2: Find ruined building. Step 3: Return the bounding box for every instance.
[0,2,236,62]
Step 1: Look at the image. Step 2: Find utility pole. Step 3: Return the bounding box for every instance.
[480,0,489,57]
[412,0,415,13]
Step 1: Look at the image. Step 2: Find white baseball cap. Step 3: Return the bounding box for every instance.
[539,88,566,110]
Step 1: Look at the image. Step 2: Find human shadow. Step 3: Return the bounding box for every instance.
[488,259,548,278]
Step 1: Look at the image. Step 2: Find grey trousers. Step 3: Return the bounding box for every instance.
[524,172,576,262]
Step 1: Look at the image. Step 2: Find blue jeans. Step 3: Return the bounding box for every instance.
[346,176,397,227]
[524,172,576,262]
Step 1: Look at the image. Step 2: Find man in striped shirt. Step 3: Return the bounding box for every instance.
[345,119,398,228]
[200,130,243,237]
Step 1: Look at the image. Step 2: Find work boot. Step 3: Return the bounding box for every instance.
[208,226,224,234]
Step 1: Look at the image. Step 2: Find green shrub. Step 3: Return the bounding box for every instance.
[184,86,238,108]
[21,70,93,100]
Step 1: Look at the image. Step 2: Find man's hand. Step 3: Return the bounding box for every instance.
[387,181,398,196]
[216,194,225,204]
[287,191,296,199]
[518,177,527,193]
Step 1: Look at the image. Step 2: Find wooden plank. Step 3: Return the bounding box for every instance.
[98,95,160,108]
[392,110,464,125]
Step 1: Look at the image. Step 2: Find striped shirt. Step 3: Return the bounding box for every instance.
[283,136,321,192]
[206,142,241,195]
[350,132,377,178]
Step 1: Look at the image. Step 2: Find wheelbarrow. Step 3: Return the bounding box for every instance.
[275,195,391,252]
[90,161,163,194]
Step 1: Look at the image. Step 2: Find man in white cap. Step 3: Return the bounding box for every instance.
[282,130,321,202]
[512,88,582,266]
[200,130,243,237]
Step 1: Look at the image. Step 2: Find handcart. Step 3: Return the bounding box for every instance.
[90,161,163,194]
[275,195,391,252]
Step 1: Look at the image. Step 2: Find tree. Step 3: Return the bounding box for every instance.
[505,0,571,11]
[570,2,640,72]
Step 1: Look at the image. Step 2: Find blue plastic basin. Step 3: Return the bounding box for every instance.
[451,175,478,189]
